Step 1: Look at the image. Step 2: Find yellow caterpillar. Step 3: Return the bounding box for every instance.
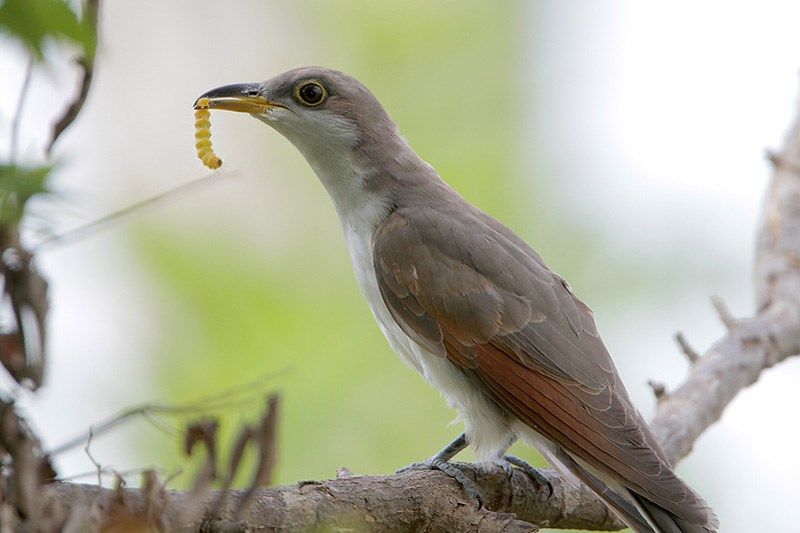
[194,97,222,169]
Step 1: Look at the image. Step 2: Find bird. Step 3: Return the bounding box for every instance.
[195,67,719,533]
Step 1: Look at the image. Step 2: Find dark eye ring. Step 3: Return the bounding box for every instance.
[295,81,327,106]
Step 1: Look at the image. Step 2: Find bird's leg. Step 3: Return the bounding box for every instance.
[431,432,468,462]
[468,435,553,496]
[396,433,484,506]
[396,433,468,469]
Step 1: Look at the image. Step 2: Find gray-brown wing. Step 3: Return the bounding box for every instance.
[373,207,708,524]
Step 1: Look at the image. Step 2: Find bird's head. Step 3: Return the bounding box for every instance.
[195,66,399,165]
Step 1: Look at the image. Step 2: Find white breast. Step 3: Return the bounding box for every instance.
[344,218,427,373]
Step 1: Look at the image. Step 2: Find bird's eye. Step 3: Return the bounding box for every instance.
[295,81,327,106]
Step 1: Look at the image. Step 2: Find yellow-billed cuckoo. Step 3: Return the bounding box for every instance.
[196,67,718,533]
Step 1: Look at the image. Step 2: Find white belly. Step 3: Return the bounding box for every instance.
[343,222,513,461]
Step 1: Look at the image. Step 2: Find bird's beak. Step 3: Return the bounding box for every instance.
[194,83,285,113]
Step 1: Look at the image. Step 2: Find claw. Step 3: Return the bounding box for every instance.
[472,458,514,480]
[500,460,514,480]
[397,458,484,507]
[504,455,553,497]
[395,461,428,475]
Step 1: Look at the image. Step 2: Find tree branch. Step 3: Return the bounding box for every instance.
[45,0,100,155]
[16,81,800,533]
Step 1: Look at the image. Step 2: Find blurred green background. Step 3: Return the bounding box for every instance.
[141,0,545,484]
[134,1,674,487]
[4,1,800,532]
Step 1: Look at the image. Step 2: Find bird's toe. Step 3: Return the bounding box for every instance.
[504,455,553,497]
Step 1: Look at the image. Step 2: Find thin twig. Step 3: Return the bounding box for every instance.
[710,295,737,330]
[56,465,168,483]
[183,418,219,480]
[47,367,287,456]
[84,428,102,486]
[10,56,34,166]
[32,171,237,252]
[210,423,254,515]
[235,394,280,517]
[647,379,666,400]
[141,410,181,438]
[674,331,700,364]
[46,0,100,154]
[162,467,183,488]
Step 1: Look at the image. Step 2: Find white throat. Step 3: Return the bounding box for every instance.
[309,153,388,234]
[275,119,397,348]
[262,109,390,232]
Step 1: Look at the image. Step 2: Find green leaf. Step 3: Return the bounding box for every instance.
[0,164,53,225]
[0,0,95,59]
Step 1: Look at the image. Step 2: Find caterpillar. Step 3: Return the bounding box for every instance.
[194,97,222,169]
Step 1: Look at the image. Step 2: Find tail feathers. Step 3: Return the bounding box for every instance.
[633,494,719,533]
[569,463,653,531]
[547,446,656,531]
[549,446,718,532]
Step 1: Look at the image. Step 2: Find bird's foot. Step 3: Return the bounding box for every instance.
[503,455,553,496]
[397,458,484,507]
[471,457,515,479]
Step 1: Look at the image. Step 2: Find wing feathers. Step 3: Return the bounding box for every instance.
[475,342,665,481]
[373,207,714,528]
